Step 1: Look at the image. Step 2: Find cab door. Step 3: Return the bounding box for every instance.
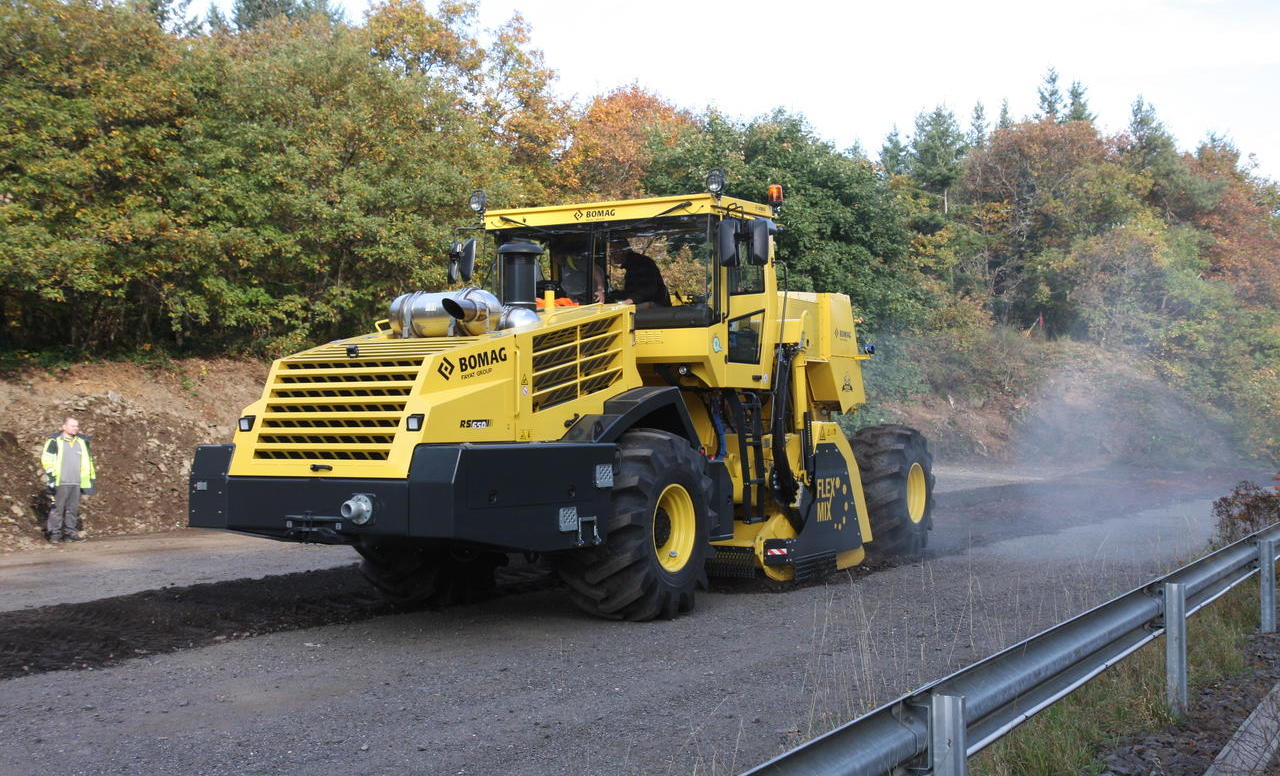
[719,218,776,388]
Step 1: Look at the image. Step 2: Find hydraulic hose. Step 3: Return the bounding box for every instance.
[770,343,804,532]
[709,397,728,462]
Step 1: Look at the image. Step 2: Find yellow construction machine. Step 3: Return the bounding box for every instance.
[189,177,935,620]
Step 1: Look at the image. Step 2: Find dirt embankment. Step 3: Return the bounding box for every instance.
[0,359,266,549]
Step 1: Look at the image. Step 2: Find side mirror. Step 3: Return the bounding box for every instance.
[748,219,770,266]
[717,219,740,267]
[448,238,476,283]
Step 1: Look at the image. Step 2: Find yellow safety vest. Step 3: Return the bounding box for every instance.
[40,435,97,493]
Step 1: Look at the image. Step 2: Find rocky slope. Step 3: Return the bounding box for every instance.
[0,359,265,549]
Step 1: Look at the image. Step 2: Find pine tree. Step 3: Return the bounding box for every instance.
[1127,96,1183,190]
[232,0,297,30]
[1036,66,1062,122]
[1128,96,1174,160]
[231,0,341,30]
[1124,96,1218,217]
[879,126,909,177]
[130,0,198,35]
[205,4,230,32]
[997,99,1012,129]
[909,106,966,212]
[297,0,343,24]
[967,101,988,149]
[1066,80,1094,122]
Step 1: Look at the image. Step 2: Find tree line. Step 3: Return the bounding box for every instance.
[1,0,1276,457]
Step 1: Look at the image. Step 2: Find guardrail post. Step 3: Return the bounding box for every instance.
[930,693,967,776]
[1164,582,1188,717]
[1260,539,1276,634]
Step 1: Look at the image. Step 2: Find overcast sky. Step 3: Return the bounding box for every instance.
[198,0,1280,181]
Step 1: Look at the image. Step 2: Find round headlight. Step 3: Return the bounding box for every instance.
[468,189,487,213]
[705,168,726,195]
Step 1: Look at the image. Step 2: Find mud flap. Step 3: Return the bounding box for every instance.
[188,444,233,529]
[787,442,862,572]
[707,460,734,541]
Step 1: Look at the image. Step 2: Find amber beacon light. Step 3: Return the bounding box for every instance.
[767,184,783,205]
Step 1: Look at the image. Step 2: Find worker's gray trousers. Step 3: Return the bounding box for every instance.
[48,485,81,537]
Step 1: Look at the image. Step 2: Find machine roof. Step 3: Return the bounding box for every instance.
[484,193,772,230]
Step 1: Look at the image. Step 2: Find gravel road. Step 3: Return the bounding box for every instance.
[0,463,1268,776]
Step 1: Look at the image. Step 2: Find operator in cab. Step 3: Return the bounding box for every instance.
[594,239,671,309]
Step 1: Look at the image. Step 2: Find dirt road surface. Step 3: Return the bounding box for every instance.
[0,463,1268,776]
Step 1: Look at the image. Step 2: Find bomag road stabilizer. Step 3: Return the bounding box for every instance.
[189,179,935,621]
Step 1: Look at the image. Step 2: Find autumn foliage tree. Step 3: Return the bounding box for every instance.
[1185,139,1280,307]
[556,85,691,201]
[880,83,1280,459]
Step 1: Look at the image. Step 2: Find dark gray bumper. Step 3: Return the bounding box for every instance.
[188,442,616,552]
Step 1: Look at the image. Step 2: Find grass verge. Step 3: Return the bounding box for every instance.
[971,570,1262,775]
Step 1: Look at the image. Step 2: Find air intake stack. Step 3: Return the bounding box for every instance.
[498,240,542,311]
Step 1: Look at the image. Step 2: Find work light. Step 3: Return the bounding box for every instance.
[468,189,487,213]
[705,168,726,196]
[238,415,255,432]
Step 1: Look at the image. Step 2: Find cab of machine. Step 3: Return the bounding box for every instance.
[483,192,790,390]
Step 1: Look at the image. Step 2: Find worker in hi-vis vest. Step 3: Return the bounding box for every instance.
[39,416,97,543]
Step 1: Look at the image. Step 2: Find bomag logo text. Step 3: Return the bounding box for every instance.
[445,347,508,381]
[574,208,616,221]
[459,348,507,371]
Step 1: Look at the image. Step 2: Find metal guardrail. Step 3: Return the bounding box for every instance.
[742,523,1280,776]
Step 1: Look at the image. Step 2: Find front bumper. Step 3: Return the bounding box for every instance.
[188,442,615,552]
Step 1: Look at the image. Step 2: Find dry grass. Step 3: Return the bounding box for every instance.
[971,577,1259,776]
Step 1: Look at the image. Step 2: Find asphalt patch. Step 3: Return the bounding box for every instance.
[0,562,556,680]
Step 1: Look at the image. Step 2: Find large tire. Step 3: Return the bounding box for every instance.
[356,539,504,608]
[555,429,713,621]
[852,424,935,559]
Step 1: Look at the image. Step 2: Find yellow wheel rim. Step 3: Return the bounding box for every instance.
[654,484,696,573]
[907,462,927,524]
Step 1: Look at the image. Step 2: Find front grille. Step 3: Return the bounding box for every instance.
[251,338,472,462]
[530,313,625,412]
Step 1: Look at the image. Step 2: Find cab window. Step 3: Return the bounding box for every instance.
[494,214,715,327]
[728,311,764,362]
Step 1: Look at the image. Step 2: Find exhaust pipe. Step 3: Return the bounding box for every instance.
[390,287,502,338]
[440,288,503,336]
[391,287,540,338]
[442,289,540,334]
[388,290,459,338]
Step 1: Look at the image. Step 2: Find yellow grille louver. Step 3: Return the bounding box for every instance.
[252,337,475,461]
[530,314,625,412]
